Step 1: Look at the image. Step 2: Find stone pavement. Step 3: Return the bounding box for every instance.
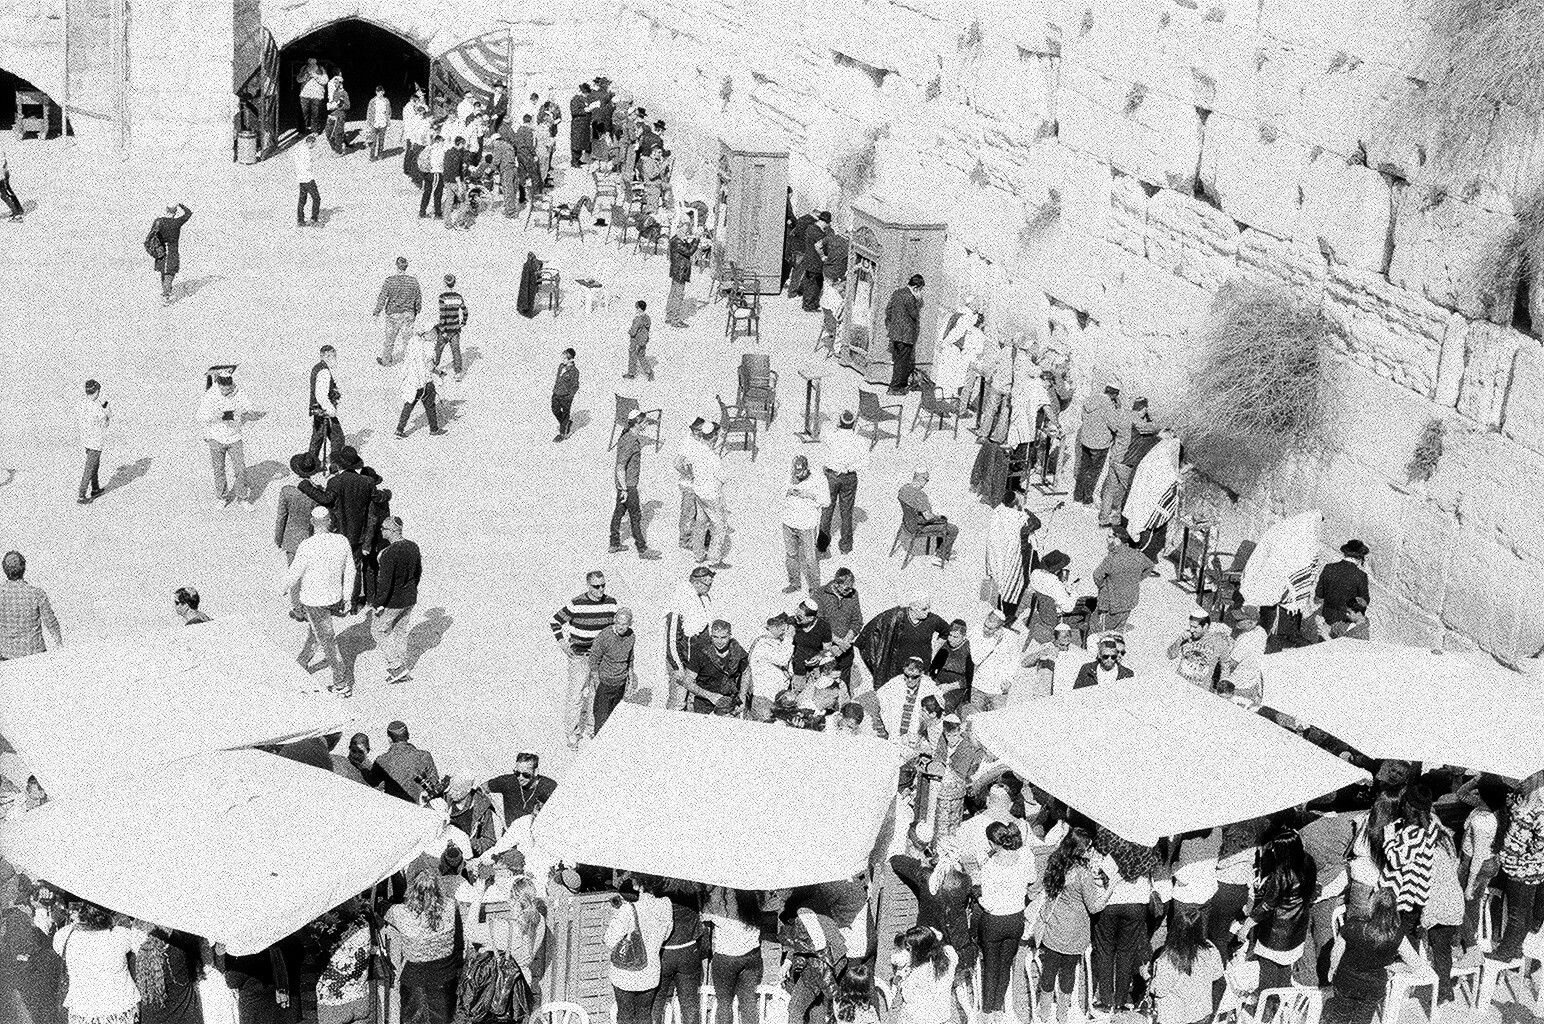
[0,137,1280,780]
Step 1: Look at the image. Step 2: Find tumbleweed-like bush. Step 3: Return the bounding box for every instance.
[1179,280,1338,491]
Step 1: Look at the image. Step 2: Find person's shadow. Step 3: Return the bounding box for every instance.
[640,499,663,533]
[406,607,452,669]
[336,619,377,682]
[439,399,468,424]
[345,428,375,450]
[567,410,591,436]
[461,346,483,374]
[244,459,289,502]
[103,457,152,495]
[313,206,344,227]
[175,275,225,303]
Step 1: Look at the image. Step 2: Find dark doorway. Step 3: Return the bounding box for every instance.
[277,19,429,132]
[0,67,61,134]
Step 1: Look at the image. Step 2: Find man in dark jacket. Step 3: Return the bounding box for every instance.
[665,224,701,327]
[442,136,468,205]
[813,568,864,686]
[885,274,925,394]
[800,211,832,312]
[376,720,439,803]
[0,880,63,1024]
[512,115,542,205]
[1072,636,1135,689]
[856,592,950,690]
[1314,539,1370,632]
[569,83,592,166]
[372,515,421,685]
[681,619,750,714]
[300,445,381,612]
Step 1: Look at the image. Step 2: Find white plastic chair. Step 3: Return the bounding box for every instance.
[1479,888,1502,954]
[1383,963,1437,1024]
[755,983,790,1024]
[575,255,619,315]
[699,982,717,1024]
[540,1002,591,1024]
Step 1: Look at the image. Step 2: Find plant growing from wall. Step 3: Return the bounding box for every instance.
[1178,279,1338,491]
[833,124,888,202]
[1476,180,1544,322]
[1406,417,1447,483]
[969,159,990,187]
[1080,9,1094,35]
[959,18,985,53]
[925,75,942,101]
[1124,83,1148,116]
[720,76,733,106]
[1019,188,1063,246]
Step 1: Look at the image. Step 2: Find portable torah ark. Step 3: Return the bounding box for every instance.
[713,137,790,293]
[838,201,948,386]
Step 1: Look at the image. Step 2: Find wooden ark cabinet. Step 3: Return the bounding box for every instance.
[713,137,790,294]
[838,201,948,385]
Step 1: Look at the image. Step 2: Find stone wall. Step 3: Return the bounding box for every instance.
[601,0,1544,664]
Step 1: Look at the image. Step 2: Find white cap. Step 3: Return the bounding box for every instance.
[311,506,331,521]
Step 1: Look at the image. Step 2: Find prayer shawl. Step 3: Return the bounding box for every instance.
[517,252,542,318]
[1123,437,1180,535]
[984,505,1031,604]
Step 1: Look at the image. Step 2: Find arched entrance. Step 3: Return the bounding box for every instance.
[276,18,429,133]
[0,68,61,135]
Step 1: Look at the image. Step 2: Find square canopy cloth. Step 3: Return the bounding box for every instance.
[531,704,901,890]
[0,617,349,801]
[969,673,1368,845]
[0,748,446,954]
[1260,638,1544,781]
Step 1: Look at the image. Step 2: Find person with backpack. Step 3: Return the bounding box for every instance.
[604,876,672,1024]
[146,202,192,304]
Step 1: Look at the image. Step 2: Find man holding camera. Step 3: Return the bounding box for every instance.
[680,619,749,715]
[197,370,255,504]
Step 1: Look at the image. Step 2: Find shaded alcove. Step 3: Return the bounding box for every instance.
[276,19,429,132]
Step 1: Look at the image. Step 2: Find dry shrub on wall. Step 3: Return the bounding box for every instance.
[1476,180,1544,319]
[1389,0,1544,186]
[1406,417,1447,483]
[832,124,887,203]
[1178,280,1338,493]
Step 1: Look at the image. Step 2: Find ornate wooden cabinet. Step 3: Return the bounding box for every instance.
[713,137,790,294]
[838,201,948,385]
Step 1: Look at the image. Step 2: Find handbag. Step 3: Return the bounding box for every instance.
[455,913,534,1024]
[144,226,166,260]
[610,902,648,971]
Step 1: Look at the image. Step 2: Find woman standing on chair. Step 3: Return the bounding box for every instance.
[1035,828,1111,1024]
[706,888,764,1024]
[1323,888,1427,1024]
[1244,824,1316,997]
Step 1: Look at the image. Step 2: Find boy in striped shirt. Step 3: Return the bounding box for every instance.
[436,274,469,381]
[550,570,618,747]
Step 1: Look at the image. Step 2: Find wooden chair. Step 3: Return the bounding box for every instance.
[736,354,778,425]
[889,519,940,568]
[716,395,758,460]
[604,198,636,245]
[609,394,663,452]
[857,389,902,450]
[536,269,562,315]
[635,222,666,258]
[1204,539,1257,617]
[726,290,759,343]
[813,308,840,358]
[524,193,555,231]
[551,201,586,241]
[911,374,963,440]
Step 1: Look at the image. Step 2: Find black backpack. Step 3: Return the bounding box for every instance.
[144,225,166,260]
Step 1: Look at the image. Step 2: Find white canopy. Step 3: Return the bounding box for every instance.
[0,749,445,954]
[0,618,348,801]
[1239,509,1323,608]
[969,673,1368,845]
[531,704,901,890]
[1260,638,1544,780]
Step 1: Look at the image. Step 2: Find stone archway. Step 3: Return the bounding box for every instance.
[275,17,430,132]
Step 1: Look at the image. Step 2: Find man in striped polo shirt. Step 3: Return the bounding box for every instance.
[550,569,617,748]
[436,273,469,381]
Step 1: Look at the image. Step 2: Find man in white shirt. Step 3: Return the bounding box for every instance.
[1029,623,1085,698]
[294,133,320,227]
[875,656,941,743]
[968,610,1020,712]
[818,410,868,556]
[196,371,255,504]
[280,505,356,695]
[1223,605,1267,704]
[77,379,110,505]
[747,613,794,710]
[664,565,715,711]
[690,423,730,567]
[781,455,830,595]
[419,133,448,219]
[365,86,393,160]
[957,781,1025,883]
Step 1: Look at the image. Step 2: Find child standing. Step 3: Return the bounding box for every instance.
[625,299,652,380]
[436,274,468,381]
[552,347,579,441]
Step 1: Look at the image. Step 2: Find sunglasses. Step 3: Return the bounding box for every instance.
[513,771,535,781]
[1098,653,1119,661]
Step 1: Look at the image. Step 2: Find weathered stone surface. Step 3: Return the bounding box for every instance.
[1451,321,1526,427]
[1389,186,1516,322]
[1323,264,1453,398]
[1144,187,1241,290]
[1296,152,1392,272]
[1235,228,1329,301]
[1107,172,1149,256]
[1502,340,1544,455]
[1198,114,1306,238]
[1394,500,1458,612]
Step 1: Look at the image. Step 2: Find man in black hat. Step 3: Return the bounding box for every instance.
[1315,539,1370,634]
[799,211,832,313]
[275,452,322,621]
[300,445,381,613]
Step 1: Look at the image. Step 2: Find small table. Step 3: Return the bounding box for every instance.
[797,370,825,443]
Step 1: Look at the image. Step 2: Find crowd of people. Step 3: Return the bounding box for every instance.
[2,51,1540,1024]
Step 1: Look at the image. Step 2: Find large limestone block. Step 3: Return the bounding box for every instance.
[1037,228,1119,316]
[1444,320,1527,427]
[1296,153,1393,272]
[1318,362,1434,485]
[1107,172,1148,256]
[1097,250,1211,395]
[1425,426,1544,570]
[1235,228,1329,301]
[1441,542,1544,662]
[1144,188,1241,290]
[1502,340,1544,455]
[1056,60,1121,163]
[1155,11,1259,119]
[1323,264,1454,397]
[1389,185,1517,321]
[1253,43,1390,159]
[1258,0,1424,69]
[1394,499,1458,611]
[1198,115,1306,238]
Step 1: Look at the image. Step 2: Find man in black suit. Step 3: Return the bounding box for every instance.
[1072,635,1135,689]
[885,274,924,395]
[1314,539,1370,634]
[300,445,381,613]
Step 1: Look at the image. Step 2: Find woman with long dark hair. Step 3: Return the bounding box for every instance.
[1090,827,1158,1014]
[705,887,763,1024]
[1150,903,1223,1024]
[892,926,958,1024]
[1246,825,1316,994]
[1324,888,1426,1024]
[1346,789,1402,918]
[975,821,1034,1024]
[385,868,461,1024]
[1422,824,1464,1006]
[1382,785,1439,938]
[1035,828,1110,1024]
[655,878,705,1024]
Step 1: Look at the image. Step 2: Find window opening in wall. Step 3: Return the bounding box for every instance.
[1514,252,1535,337]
